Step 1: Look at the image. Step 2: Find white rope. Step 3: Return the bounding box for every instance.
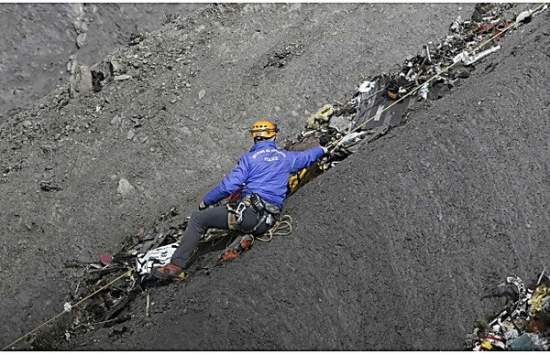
[255,215,293,242]
[1,269,133,351]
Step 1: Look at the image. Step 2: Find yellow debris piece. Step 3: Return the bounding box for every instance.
[528,285,550,316]
[480,340,493,350]
[305,104,334,129]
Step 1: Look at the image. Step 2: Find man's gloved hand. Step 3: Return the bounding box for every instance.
[319,133,332,147]
[198,201,209,210]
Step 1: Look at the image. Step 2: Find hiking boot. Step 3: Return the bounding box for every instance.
[219,235,254,262]
[239,234,254,251]
[151,263,187,281]
[221,248,239,261]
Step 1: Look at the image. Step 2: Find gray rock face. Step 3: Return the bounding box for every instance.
[68,64,92,97]
[50,5,550,350]
[77,65,92,95]
[60,9,549,351]
[9,3,548,350]
[114,74,132,81]
[198,89,206,100]
[0,3,206,118]
[76,32,87,48]
[0,3,475,348]
[109,60,126,75]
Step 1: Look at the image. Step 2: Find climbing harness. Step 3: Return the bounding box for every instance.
[227,193,280,234]
[234,201,248,224]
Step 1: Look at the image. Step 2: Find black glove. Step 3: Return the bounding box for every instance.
[198,201,208,210]
[319,133,332,147]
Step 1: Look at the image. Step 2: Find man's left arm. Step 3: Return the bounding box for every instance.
[202,156,249,206]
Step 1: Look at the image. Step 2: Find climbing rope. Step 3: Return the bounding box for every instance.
[1,269,133,351]
[328,3,548,152]
[255,215,293,242]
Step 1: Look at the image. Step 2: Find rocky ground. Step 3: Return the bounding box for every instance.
[2,3,548,350]
[0,3,205,119]
[57,8,549,350]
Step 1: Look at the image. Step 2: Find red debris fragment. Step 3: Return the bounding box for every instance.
[99,254,113,266]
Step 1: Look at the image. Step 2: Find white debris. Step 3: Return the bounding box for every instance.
[515,10,533,24]
[338,131,369,148]
[453,45,501,66]
[419,83,429,100]
[358,80,376,94]
[136,242,180,276]
[198,89,206,100]
[117,178,135,196]
[465,45,501,65]
[110,115,121,126]
[127,129,135,140]
[114,74,132,81]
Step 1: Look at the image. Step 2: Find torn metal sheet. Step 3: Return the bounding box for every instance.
[328,115,353,133]
[453,45,501,66]
[337,131,369,149]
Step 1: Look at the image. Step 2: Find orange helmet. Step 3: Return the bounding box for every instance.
[249,119,279,141]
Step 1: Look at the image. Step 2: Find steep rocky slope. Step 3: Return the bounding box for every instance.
[0,4,475,346]
[0,3,205,118]
[63,10,550,350]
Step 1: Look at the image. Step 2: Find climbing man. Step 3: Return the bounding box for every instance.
[152,119,328,281]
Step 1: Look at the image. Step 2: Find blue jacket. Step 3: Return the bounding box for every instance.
[203,140,324,208]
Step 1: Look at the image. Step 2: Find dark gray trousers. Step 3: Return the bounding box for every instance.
[171,205,270,268]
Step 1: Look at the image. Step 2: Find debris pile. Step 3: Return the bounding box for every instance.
[285,4,548,171]
[58,3,547,338]
[61,208,185,337]
[64,1,547,338]
[467,272,550,351]
[60,205,287,341]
